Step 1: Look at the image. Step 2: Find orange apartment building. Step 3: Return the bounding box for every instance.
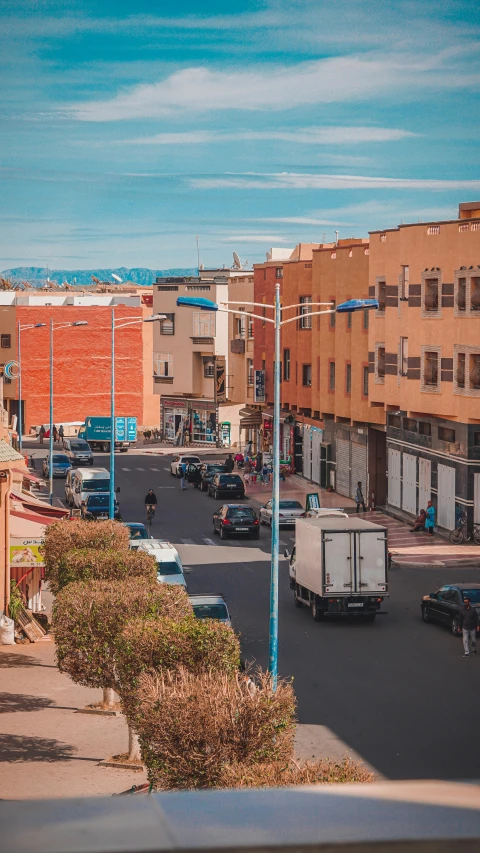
[368,202,480,529]
[280,240,386,500]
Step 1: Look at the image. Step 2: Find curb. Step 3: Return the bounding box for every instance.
[392,558,480,569]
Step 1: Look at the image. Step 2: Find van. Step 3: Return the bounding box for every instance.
[72,467,110,509]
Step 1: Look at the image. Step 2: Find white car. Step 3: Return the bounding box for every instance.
[137,539,187,587]
[259,499,306,527]
[188,594,232,628]
[170,454,201,476]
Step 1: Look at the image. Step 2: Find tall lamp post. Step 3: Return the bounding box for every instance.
[108,312,166,520]
[15,322,48,452]
[177,293,378,688]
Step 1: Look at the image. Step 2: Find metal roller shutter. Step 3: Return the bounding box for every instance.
[388,448,401,508]
[418,458,431,512]
[437,464,455,530]
[311,428,322,485]
[350,438,368,501]
[402,453,417,516]
[336,437,351,497]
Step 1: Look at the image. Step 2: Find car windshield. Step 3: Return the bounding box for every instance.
[207,465,224,474]
[227,508,256,518]
[219,475,242,484]
[126,526,148,540]
[279,500,303,509]
[157,561,182,576]
[462,589,480,604]
[52,455,69,464]
[83,479,110,491]
[71,442,89,451]
[192,603,229,621]
[87,495,109,507]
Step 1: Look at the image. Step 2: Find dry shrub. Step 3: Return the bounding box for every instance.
[218,758,375,788]
[116,616,240,723]
[136,667,296,790]
[54,548,157,590]
[44,519,129,594]
[53,579,192,691]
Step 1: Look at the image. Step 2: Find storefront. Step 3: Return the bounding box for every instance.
[161,397,217,445]
[239,407,262,453]
[261,410,295,469]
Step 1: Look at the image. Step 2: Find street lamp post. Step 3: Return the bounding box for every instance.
[177,294,378,688]
[14,322,48,453]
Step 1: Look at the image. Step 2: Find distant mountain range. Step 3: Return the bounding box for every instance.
[0,267,198,287]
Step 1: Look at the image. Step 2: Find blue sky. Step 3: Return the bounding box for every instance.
[1,0,480,270]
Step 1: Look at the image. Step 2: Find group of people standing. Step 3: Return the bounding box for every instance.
[231,451,271,486]
[38,424,64,445]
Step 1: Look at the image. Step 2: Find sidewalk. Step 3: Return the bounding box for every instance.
[246,473,356,510]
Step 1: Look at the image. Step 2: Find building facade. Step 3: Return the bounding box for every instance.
[368,202,480,528]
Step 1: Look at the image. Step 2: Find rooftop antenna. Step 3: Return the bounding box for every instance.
[196,235,200,274]
[335,231,339,245]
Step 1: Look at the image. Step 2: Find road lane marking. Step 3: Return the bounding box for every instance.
[121,467,131,471]
[136,467,146,471]
[180,538,195,544]
[203,538,217,546]
[150,467,160,471]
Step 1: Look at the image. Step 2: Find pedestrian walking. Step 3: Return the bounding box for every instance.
[262,463,270,486]
[58,424,64,442]
[355,481,366,513]
[52,424,58,443]
[39,425,45,445]
[243,457,252,488]
[459,597,479,657]
[255,452,263,474]
[425,500,435,535]
[224,454,234,473]
[179,461,188,491]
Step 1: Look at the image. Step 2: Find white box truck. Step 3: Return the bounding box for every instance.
[288,516,388,622]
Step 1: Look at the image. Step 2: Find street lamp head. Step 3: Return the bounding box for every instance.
[336,298,379,313]
[144,313,167,322]
[72,321,88,326]
[177,296,218,311]
[34,323,47,328]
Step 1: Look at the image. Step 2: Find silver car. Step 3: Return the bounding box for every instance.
[259,499,305,527]
[188,594,232,628]
[63,438,94,466]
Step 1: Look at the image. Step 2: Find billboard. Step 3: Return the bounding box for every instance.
[215,359,226,404]
[254,370,266,403]
[10,538,44,568]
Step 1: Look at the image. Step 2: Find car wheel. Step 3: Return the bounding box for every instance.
[422,606,431,623]
[451,616,461,636]
[311,596,323,622]
[220,526,227,540]
[213,523,219,534]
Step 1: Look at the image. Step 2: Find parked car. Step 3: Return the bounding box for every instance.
[208,473,245,500]
[199,463,226,492]
[137,540,187,587]
[212,504,259,539]
[170,455,201,476]
[42,453,71,479]
[188,593,232,627]
[260,498,306,527]
[63,438,94,466]
[124,522,151,549]
[421,583,480,635]
[81,494,121,520]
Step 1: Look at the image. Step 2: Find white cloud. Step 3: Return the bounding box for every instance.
[122,126,415,145]
[65,51,480,121]
[215,234,288,243]
[190,172,480,191]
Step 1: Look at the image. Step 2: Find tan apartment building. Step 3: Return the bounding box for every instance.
[280,240,385,499]
[368,201,480,529]
[152,273,254,446]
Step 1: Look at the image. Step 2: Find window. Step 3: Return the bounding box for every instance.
[302,364,312,386]
[457,277,467,312]
[472,277,480,311]
[424,278,439,312]
[247,359,254,385]
[454,346,480,395]
[157,285,178,291]
[345,363,351,394]
[247,315,254,338]
[275,267,283,278]
[422,349,439,389]
[457,352,466,388]
[419,421,432,436]
[262,359,266,371]
[160,313,174,335]
[438,426,455,442]
[427,225,440,235]
[330,300,336,328]
[153,352,173,378]
[389,414,402,429]
[403,417,417,432]
[400,337,408,376]
[376,278,386,312]
[363,309,369,330]
[186,285,211,292]
[422,274,441,316]
[470,353,480,390]
[1,334,11,348]
[236,316,246,338]
[329,361,335,390]
[299,296,312,329]
[193,311,215,337]
[283,349,291,381]
[204,361,215,378]
[455,271,480,315]
[375,345,385,382]
[262,304,266,327]
[474,431,480,446]
[400,265,409,300]
[379,233,387,243]
[363,366,369,397]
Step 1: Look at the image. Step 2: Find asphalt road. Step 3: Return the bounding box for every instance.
[30,444,480,781]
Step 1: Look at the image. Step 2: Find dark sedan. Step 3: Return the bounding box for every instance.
[199,463,226,492]
[208,473,245,500]
[81,494,121,520]
[421,583,480,635]
[213,505,259,540]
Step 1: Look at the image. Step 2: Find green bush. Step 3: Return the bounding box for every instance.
[53,579,191,692]
[43,519,129,595]
[116,616,240,724]
[53,548,157,590]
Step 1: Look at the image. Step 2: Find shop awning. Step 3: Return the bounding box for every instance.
[13,467,43,484]
[261,408,292,424]
[239,407,262,428]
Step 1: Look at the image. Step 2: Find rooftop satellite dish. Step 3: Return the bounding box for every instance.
[232,252,241,270]
[112,273,123,283]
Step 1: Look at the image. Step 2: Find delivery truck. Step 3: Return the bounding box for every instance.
[287,515,388,622]
[79,416,137,453]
